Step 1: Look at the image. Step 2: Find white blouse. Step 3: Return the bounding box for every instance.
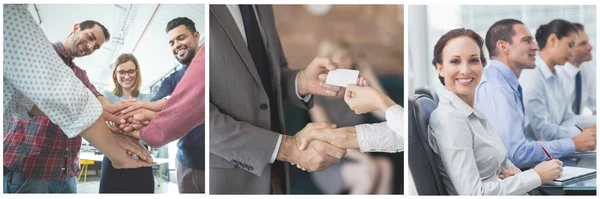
[356,104,404,153]
[428,89,541,195]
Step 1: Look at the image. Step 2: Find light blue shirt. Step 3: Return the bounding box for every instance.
[519,55,581,141]
[476,60,575,168]
[101,90,153,104]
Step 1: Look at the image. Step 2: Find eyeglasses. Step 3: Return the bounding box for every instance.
[116,69,138,77]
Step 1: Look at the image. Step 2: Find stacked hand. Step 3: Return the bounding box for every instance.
[103,100,165,137]
[100,99,166,168]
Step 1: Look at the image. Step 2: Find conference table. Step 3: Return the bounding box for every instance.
[540,152,596,195]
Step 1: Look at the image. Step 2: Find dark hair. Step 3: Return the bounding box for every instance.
[432,28,487,85]
[535,19,578,50]
[485,19,524,57]
[79,20,110,42]
[166,17,196,33]
[572,22,585,31]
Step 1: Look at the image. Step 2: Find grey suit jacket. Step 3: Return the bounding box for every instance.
[209,5,311,194]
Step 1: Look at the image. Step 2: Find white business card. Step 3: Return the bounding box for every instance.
[325,69,360,87]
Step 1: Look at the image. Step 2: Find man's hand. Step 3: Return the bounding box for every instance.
[344,78,395,114]
[498,166,521,179]
[113,133,152,162]
[120,100,166,115]
[296,126,359,150]
[297,57,342,97]
[117,108,157,132]
[102,100,136,125]
[573,127,596,152]
[277,134,346,172]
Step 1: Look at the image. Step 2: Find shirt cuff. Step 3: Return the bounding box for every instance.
[558,138,577,157]
[385,104,403,134]
[295,72,312,103]
[519,169,543,190]
[270,134,283,163]
[356,122,401,153]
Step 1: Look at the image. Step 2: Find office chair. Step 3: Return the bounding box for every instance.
[408,91,448,195]
[414,87,439,104]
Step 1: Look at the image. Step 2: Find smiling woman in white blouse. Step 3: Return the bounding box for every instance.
[427,28,563,195]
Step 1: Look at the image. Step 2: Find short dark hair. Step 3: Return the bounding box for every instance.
[79,20,110,42]
[535,19,578,50]
[485,19,524,57]
[432,28,487,85]
[572,22,585,31]
[166,17,196,34]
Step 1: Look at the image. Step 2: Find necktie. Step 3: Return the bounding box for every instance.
[239,5,285,194]
[239,5,280,132]
[573,71,582,114]
[517,85,525,113]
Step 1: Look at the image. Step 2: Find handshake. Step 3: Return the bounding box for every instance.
[276,122,358,172]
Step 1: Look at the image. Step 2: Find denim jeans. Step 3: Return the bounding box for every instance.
[3,169,77,193]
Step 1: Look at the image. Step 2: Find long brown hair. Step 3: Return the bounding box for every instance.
[112,53,142,97]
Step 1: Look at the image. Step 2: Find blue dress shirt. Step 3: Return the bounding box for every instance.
[475,60,575,168]
[519,55,581,141]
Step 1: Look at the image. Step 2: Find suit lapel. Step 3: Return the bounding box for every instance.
[210,5,265,91]
[255,5,281,92]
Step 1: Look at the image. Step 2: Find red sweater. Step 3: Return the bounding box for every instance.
[140,46,205,147]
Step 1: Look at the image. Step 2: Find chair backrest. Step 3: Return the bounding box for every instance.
[408,92,448,195]
[414,87,439,103]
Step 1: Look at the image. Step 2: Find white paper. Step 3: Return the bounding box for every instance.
[325,69,360,87]
[555,166,596,182]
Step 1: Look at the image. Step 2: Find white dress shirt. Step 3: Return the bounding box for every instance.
[225,5,311,163]
[428,89,541,195]
[519,55,581,141]
[355,105,404,153]
[3,4,102,138]
[556,62,596,127]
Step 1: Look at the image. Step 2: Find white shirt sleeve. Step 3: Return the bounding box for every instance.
[3,4,102,138]
[295,72,312,103]
[355,104,403,153]
[269,134,283,163]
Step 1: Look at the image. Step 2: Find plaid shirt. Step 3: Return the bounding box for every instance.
[3,42,102,180]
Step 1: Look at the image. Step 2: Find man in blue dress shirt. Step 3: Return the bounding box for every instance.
[475,19,596,169]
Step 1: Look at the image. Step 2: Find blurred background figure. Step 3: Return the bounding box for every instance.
[272,5,404,194]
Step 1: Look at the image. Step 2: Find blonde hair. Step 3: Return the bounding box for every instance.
[112,53,142,97]
[316,38,353,58]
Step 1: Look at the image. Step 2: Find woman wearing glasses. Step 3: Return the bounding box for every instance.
[99,53,155,193]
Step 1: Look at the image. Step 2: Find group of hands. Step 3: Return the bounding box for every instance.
[276,58,396,172]
[99,99,167,168]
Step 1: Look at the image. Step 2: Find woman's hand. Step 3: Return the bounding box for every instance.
[344,77,395,114]
[498,165,521,179]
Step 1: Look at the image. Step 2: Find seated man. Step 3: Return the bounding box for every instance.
[556,23,596,128]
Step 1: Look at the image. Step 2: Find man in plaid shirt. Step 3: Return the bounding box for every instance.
[3,18,151,193]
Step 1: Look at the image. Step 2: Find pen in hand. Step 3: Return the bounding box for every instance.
[541,146,553,160]
[575,125,583,131]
